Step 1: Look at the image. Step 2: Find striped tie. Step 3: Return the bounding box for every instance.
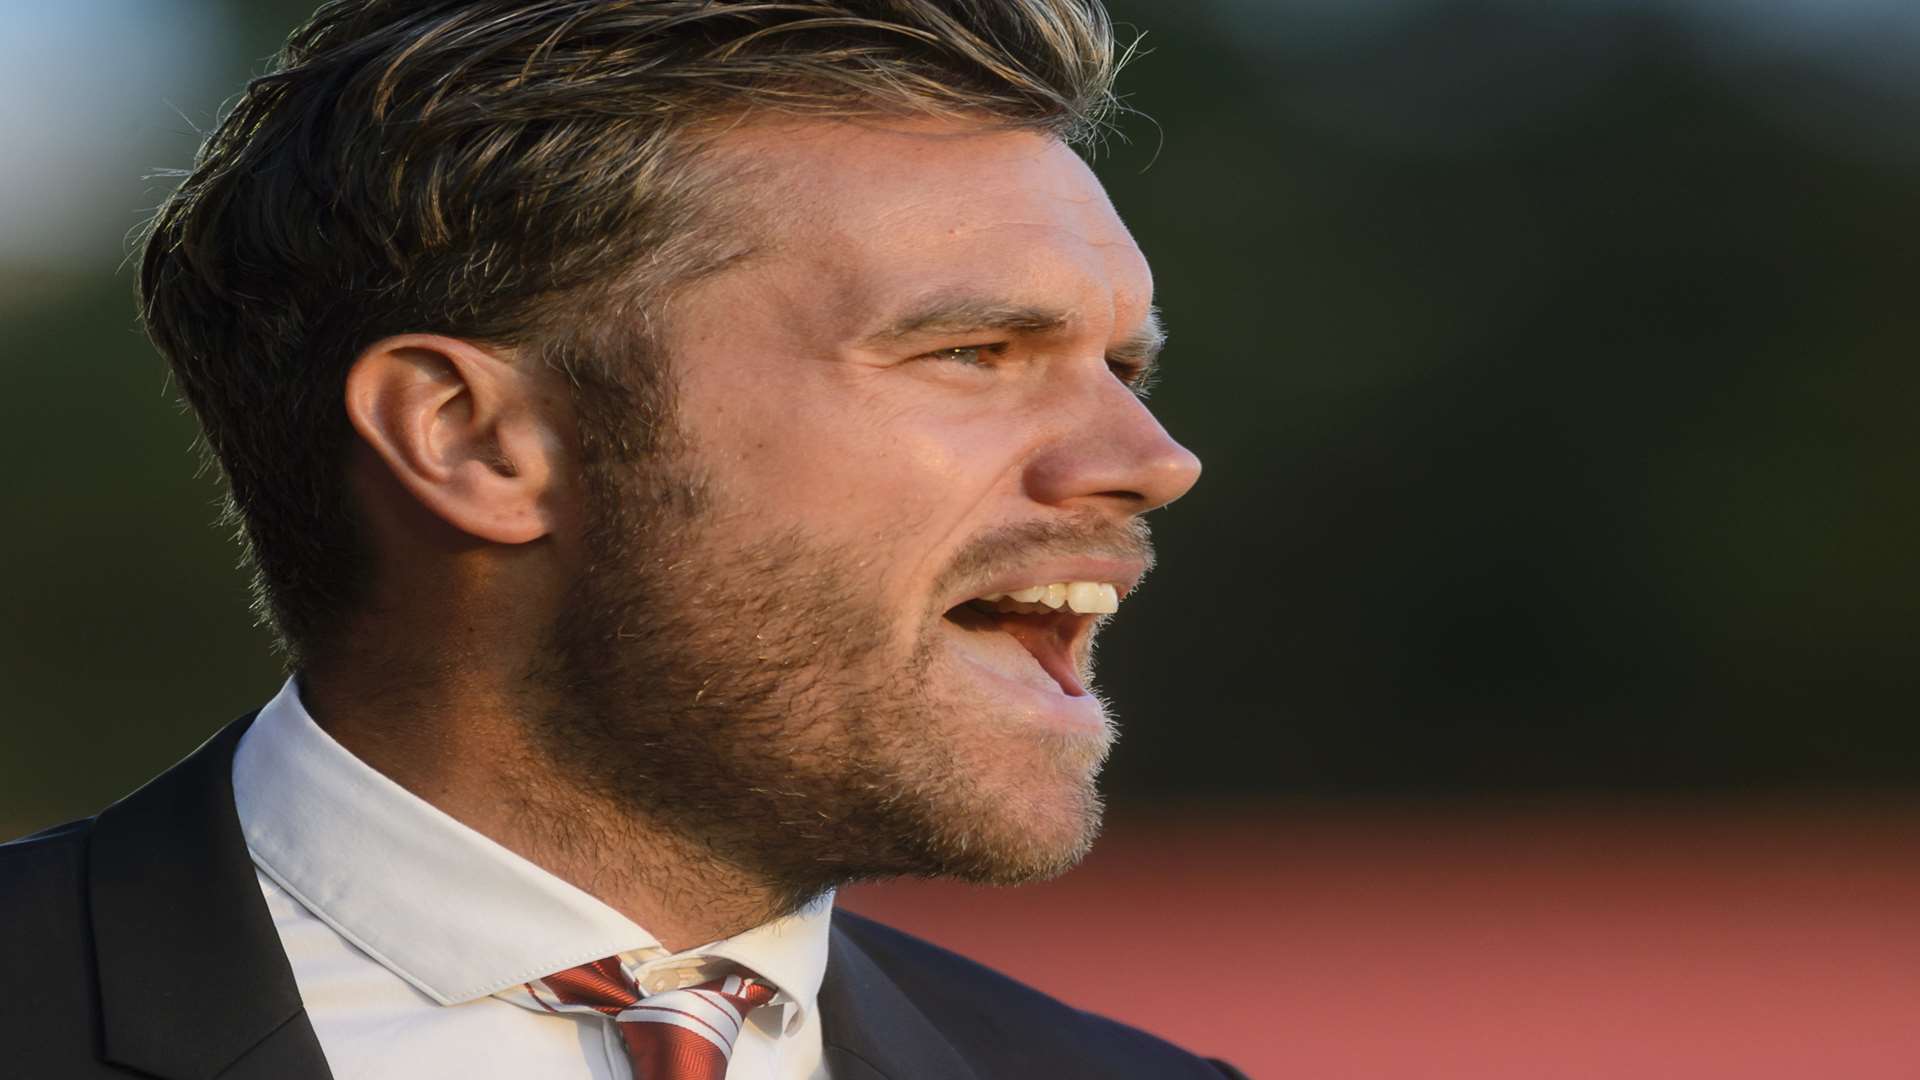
[521,956,778,1079]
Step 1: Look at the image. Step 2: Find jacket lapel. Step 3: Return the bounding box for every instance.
[818,919,978,1080]
[88,714,332,1080]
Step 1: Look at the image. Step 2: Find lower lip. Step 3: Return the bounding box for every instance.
[941,623,1109,734]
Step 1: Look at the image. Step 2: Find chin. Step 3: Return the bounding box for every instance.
[943,785,1108,886]
[893,678,1116,885]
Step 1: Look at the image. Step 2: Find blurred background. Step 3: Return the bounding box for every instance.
[4,1,1919,1075]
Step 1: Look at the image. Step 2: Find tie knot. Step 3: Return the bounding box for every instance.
[523,956,779,1080]
[540,955,642,1014]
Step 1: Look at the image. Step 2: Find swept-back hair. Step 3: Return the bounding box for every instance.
[139,0,1123,663]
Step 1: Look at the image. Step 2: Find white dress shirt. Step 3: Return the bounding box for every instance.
[231,678,834,1079]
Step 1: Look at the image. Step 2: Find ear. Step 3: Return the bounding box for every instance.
[343,334,559,545]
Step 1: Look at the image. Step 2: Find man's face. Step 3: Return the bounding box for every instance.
[537,117,1200,906]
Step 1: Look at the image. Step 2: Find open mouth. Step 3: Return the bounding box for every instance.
[941,582,1119,697]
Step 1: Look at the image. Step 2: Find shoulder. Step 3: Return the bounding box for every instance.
[0,818,114,1069]
[831,909,1248,1079]
[0,816,94,924]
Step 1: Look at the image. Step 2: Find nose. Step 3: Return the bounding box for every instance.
[1023,377,1203,515]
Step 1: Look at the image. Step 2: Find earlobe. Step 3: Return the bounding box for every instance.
[343,334,557,545]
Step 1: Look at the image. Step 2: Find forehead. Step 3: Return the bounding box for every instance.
[711,116,1152,333]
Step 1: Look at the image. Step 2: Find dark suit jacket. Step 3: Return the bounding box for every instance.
[0,716,1248,1078]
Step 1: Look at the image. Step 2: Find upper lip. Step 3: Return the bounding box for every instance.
[941,558,1149,614]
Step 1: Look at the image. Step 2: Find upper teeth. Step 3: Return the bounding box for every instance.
[975,581,1120,615]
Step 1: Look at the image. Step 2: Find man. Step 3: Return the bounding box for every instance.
[1,1,1232,1076]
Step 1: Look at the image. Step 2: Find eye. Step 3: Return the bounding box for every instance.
[922,343,1004,367]
[1109,358,1160,398]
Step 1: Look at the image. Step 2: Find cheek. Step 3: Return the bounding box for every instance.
[717,391,1016,538]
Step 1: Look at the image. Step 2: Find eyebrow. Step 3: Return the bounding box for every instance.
[861,296,1070,344]
[859,294,1167,370]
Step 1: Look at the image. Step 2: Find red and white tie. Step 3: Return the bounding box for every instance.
[518,955,778,1079]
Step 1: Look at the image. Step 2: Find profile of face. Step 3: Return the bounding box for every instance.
[533,117,1201,909]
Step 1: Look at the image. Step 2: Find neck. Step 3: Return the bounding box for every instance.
[299,665,796,952]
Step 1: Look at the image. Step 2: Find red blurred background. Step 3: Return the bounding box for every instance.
[847,802,1920,1077]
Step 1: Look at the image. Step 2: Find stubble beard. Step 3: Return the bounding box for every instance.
[523,449,1118,923]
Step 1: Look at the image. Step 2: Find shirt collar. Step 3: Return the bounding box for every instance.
[231,678,833,1019]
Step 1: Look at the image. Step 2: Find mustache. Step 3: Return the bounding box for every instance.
[932,515,1155,605]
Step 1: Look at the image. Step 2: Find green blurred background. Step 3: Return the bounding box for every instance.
[4,0,1918,834]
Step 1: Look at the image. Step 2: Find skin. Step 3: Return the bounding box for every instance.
[307,116,1201,951]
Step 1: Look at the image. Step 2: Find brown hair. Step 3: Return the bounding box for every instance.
[139,0,1124,663]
